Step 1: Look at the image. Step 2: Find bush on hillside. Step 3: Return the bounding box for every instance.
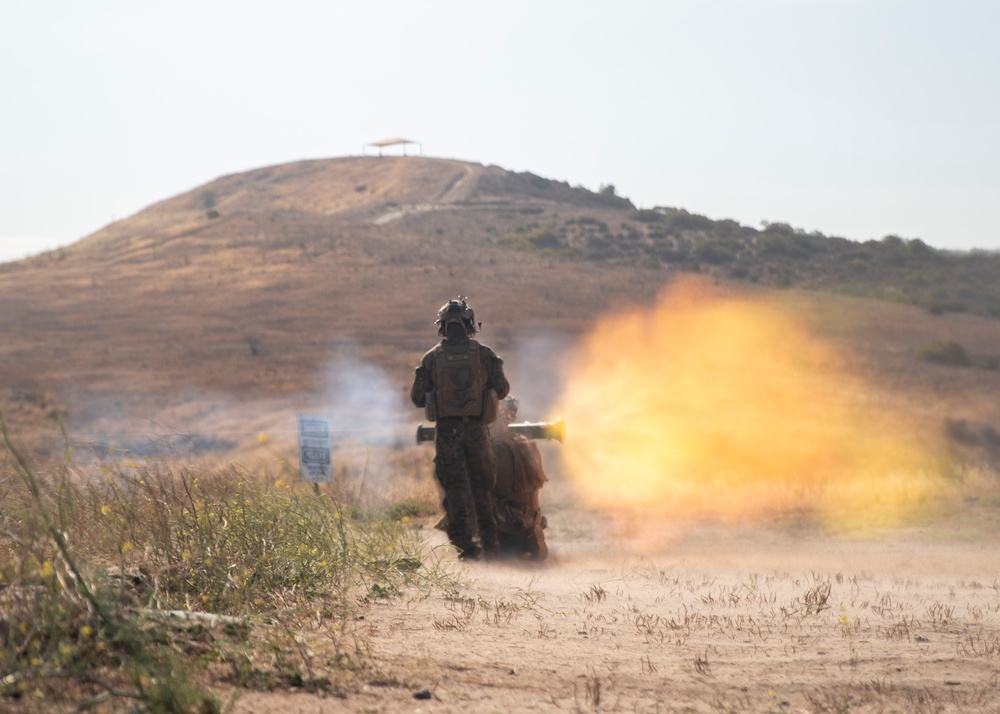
[694,240,738,265]
[501,224,566,253]
[915,339,971,367]
[630,209,663,223]
[758,226,825,260]
[653,207,715,233]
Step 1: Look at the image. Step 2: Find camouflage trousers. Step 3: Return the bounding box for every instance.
[434,418,498,558]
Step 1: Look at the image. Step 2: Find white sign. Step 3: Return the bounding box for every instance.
[297,414,332,483]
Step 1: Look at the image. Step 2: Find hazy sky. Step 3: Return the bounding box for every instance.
[3,0,998,263]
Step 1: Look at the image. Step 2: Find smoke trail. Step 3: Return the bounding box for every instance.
[554,276,949,532]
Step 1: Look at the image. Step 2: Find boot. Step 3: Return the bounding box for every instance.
[526,523,548,562]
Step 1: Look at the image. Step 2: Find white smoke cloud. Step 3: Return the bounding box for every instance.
[320,350,407,444]
[314,343,427,502]
[503,328,575,423]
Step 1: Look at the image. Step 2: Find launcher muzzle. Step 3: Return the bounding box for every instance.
[415,418,565,445]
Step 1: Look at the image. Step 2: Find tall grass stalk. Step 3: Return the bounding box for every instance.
[0,410,450,710]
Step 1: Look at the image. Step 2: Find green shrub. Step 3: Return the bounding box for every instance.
[655,245,689,263]
[915,339,971,367]
[501,224,566,252]
[380,501,438,522]
[630,209,663,223]
[0,412,449,709]
[566,216,608,231]
[758,229,823,260]
[927,301,967,316]
[694,240,737,265]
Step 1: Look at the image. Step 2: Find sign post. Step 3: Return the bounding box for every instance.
[297,415,332,484]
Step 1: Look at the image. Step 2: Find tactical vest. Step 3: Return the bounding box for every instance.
[433,342,485,419]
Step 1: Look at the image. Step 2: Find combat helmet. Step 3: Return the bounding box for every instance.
[436,296,478,336]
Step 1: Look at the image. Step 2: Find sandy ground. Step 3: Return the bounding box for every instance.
[228,492,1000,714]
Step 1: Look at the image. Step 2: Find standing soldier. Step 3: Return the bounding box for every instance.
[411,297,510,560]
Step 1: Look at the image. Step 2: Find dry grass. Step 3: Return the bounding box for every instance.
[0,413,454,711]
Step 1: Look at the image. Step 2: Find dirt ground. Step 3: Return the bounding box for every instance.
[227,483,1000,714]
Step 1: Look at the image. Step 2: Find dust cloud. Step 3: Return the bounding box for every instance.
[553,276,949,533]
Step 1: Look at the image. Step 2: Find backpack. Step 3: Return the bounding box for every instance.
[492,434,547,533]
[493,434,547,495]
[433,341,485,419]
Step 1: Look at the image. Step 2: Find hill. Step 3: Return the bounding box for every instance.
[0,156,998,466]
[3,156,1000,714]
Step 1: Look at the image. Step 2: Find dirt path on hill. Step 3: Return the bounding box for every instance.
[373,164,478,225]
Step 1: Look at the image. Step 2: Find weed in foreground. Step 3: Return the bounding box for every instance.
[0,411,454,711]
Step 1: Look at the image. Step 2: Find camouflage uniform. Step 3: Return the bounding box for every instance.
[411,303,509,560]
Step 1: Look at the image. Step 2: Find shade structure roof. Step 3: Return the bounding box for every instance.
[364,137,422,156]
[367,138,417,147]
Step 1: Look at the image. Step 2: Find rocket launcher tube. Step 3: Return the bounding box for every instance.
[415,418,565,445]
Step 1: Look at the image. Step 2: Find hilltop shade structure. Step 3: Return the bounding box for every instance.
[364,138,422,157]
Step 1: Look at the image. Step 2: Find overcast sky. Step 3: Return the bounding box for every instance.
[2,0,998,264]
